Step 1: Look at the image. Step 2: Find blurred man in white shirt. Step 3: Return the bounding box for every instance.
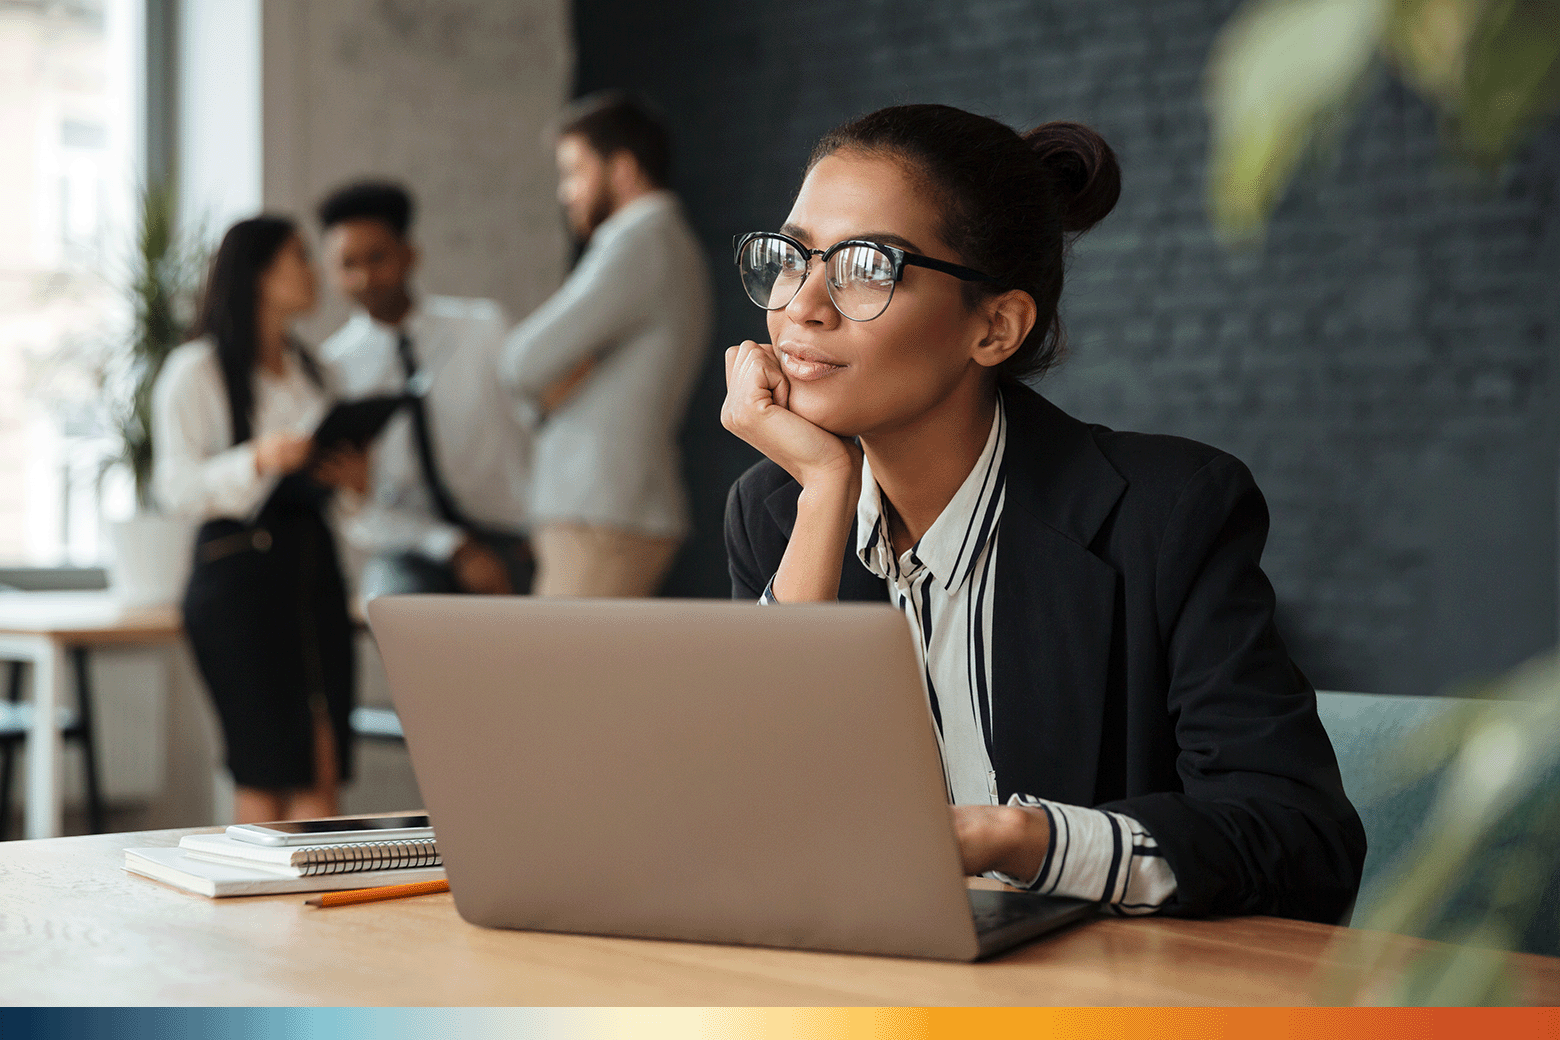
[317,182,533,597]
[502,93,713,597]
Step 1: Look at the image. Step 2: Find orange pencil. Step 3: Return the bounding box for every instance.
[304,878,450,908]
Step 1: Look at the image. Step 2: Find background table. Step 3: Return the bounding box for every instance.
[4,827,1560,1005]
[0,592,182,838]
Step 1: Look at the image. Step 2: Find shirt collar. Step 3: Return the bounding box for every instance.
[361,298,422,335]
[856,392,1009,593]
[336,298,425,347]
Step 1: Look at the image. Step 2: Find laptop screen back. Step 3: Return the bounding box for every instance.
[368,595,982,960]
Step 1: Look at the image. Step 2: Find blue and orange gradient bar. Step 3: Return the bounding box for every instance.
[1,1008,1559,1038]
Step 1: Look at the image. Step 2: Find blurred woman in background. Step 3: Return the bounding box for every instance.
[153,216,365,823]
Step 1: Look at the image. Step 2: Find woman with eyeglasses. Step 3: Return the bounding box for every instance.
[723,105,1364,922]
[153,216,366,824]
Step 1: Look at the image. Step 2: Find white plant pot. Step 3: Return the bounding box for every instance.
[108,514,195,607]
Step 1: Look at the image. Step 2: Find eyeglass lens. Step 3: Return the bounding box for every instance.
[739,237,896,321]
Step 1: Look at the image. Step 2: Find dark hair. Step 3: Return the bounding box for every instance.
[317,180,414,237]
[809,104,1120,380]
[190,215,320,445]
[557,90,671,188]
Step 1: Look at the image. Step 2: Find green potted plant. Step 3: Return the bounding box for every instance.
[1204,0,1560,1001]
[102,181,204,605]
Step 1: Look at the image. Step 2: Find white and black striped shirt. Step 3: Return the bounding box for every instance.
[761,397,1177,912]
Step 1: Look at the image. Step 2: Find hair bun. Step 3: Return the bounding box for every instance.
[1023,121,1121,234]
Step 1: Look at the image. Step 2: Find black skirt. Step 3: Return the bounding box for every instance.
[182,474,355,789]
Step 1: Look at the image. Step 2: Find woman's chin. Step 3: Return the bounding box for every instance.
[790,396,862,439]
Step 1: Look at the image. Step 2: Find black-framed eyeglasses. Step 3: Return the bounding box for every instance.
[733,231,995,322]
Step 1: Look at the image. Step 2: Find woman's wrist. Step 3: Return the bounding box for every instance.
[952,803,1052,882]
[991,805,1051,883]
[796,462,859,515]
[772,464,859,603]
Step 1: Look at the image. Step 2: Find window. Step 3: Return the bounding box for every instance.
[0,0,136,566]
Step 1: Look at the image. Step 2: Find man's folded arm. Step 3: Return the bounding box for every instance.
[500,224,655,401]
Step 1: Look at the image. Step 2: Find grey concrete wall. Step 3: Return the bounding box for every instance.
[262,0,573,341]
[574,0,1560,699]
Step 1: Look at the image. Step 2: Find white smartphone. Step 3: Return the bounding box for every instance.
[225,813,434,846]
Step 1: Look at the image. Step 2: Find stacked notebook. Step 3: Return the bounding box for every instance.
[123,832,445,897]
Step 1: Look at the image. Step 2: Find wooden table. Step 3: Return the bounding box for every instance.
[5,827,1560,1005]
[0,592,182,839]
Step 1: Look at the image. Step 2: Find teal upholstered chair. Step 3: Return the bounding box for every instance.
[1314,690,1560,956]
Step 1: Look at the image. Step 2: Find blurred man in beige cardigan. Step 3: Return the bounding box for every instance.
[502,93,713,597]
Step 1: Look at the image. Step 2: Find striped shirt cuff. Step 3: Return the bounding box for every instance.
[757,575,780,605]
[990,794,1179,915]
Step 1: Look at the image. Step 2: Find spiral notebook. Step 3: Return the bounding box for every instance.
[124,846,445,898]
[176,831,441,877]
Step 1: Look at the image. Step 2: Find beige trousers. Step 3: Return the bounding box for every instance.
[532,522,681,598]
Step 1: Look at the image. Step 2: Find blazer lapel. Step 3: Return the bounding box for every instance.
[991,386,1127,806]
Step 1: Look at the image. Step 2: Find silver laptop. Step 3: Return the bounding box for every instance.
[368,596,1095,961]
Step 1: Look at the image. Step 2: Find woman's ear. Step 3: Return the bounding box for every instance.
[970,289,1036,369]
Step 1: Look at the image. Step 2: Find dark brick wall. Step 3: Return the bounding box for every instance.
[574,0,1560,697]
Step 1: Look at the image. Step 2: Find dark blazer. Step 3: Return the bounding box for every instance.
[724,383,1366,923]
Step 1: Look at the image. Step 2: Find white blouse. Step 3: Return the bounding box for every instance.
[151,339,332,523]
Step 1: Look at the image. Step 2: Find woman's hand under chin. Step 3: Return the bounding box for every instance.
[723,339,862,602]
[721,340,861,490]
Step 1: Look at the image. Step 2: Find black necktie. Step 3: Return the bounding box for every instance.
[396,333,468,529]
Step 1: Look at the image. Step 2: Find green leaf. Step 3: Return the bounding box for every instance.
[111,180,206,509]
[1206,0,1390,239]
[1383,0,1484,104]
[1455,0,1560,165]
